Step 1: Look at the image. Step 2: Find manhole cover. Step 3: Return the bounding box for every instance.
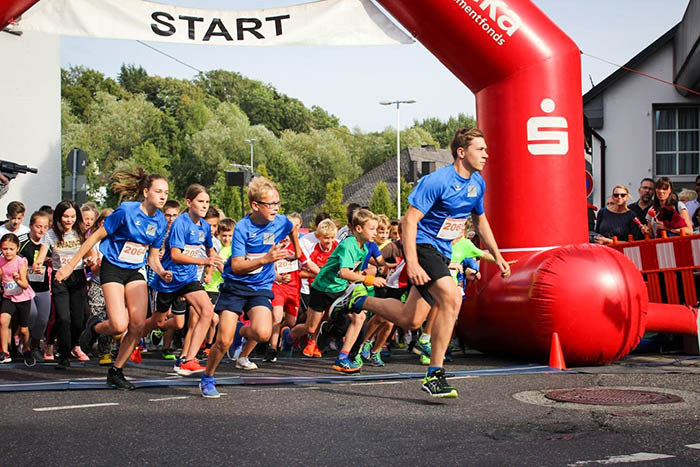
[544,389,682,406]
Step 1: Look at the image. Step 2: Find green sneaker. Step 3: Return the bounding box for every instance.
[420,354,430,365]
[422,368,458,398]
[162,349,176,361]
[370,351,385,367]
[353,353,364,368]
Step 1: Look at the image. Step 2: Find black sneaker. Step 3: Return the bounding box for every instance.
[263,347,278,363]
[97,334,111,355]
[107,367,135,391]
[79,316,102,354]
[421,368,458,399]
[31,348,44,364]
[55,357,71,370]
[23,350,36,367]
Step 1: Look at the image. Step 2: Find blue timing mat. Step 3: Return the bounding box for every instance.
[0,364,570,392]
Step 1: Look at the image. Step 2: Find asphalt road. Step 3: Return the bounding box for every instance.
[2,350,700,466]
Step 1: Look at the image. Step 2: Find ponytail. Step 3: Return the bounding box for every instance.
[112,168,166,203]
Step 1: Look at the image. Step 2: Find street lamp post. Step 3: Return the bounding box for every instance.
[380,99,416,219]
[244,138,257,172]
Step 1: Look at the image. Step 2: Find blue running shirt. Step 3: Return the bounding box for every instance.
[408,164,485,258]
[151,213,213,293]
[99,201,167,270]
[223,214,293,291]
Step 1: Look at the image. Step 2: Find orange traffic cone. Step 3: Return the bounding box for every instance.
[548,332,567,370]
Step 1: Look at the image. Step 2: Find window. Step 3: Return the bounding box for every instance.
[654,107,699,176]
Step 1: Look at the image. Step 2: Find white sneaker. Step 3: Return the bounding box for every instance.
[235,356,258,370]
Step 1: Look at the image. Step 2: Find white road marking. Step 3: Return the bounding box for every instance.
[685,443,700,450]
[568,452,675,465]
[33,402,119,412]
[448,376,479,381]
[148,396,189,402]
[350,381,404,387]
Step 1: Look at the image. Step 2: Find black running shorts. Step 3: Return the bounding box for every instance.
[412,243,452,306]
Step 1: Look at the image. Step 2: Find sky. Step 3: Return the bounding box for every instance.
[59,0,692,133]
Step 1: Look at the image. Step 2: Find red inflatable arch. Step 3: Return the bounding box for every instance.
[2,0,657,365]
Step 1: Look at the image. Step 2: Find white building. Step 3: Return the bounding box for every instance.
[0,25,61,218]
[584,0,700,207]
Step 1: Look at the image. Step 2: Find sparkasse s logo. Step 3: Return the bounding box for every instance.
[527,98,569,156]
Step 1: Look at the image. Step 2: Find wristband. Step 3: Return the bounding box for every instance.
[363,275,375,287]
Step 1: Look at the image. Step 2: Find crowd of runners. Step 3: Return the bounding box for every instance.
[0,127,511,399]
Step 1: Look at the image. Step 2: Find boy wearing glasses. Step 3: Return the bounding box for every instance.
[200,177,300,398]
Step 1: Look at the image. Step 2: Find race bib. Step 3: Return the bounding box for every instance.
[3,280,21,296]
[58,252,74,266]
[246,252,265,275]
[437,218,467,240]
[28,270,45,283]
[118,241,148,264]
[275,258,299,274]
[182,244,201,258]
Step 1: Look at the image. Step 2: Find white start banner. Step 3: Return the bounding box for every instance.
[19,0,413,46]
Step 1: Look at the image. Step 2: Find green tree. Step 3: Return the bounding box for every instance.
[323,178,346,224]
[210,171,243,219]
[400,177,412,218]
[61,91,171,204]
[413,113,476,148]
[61,66,128,120]
[369,182,395,218]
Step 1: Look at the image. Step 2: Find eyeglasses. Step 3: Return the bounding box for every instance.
[612,193,627,198]
[254,200,281,208]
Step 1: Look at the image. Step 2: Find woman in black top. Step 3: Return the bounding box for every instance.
[594,185,642,244]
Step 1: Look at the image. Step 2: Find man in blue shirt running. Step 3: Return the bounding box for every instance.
[343,128,511,398]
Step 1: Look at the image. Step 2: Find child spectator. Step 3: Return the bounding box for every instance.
[0,233,36,364]
[35,200,92,369]
[18,211,51,364]
[81,202,100,234]
[0,201,30,237]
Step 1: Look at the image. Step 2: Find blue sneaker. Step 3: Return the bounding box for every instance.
[332,356,361,374]
[281,327,293,357]
[413,340,432,358]
[360,340,372,361]
[173,357,183,372]
[199,375,220,399]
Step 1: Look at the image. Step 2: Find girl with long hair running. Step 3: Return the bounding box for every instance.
[57,169,171,390]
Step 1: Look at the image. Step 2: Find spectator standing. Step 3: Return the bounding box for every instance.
[594,185,643,244]
[628,178,655,225]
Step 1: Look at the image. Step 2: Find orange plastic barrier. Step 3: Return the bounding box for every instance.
[608,231,700,306]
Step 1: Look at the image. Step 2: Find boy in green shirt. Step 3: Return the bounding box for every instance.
[283,209,386,372]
